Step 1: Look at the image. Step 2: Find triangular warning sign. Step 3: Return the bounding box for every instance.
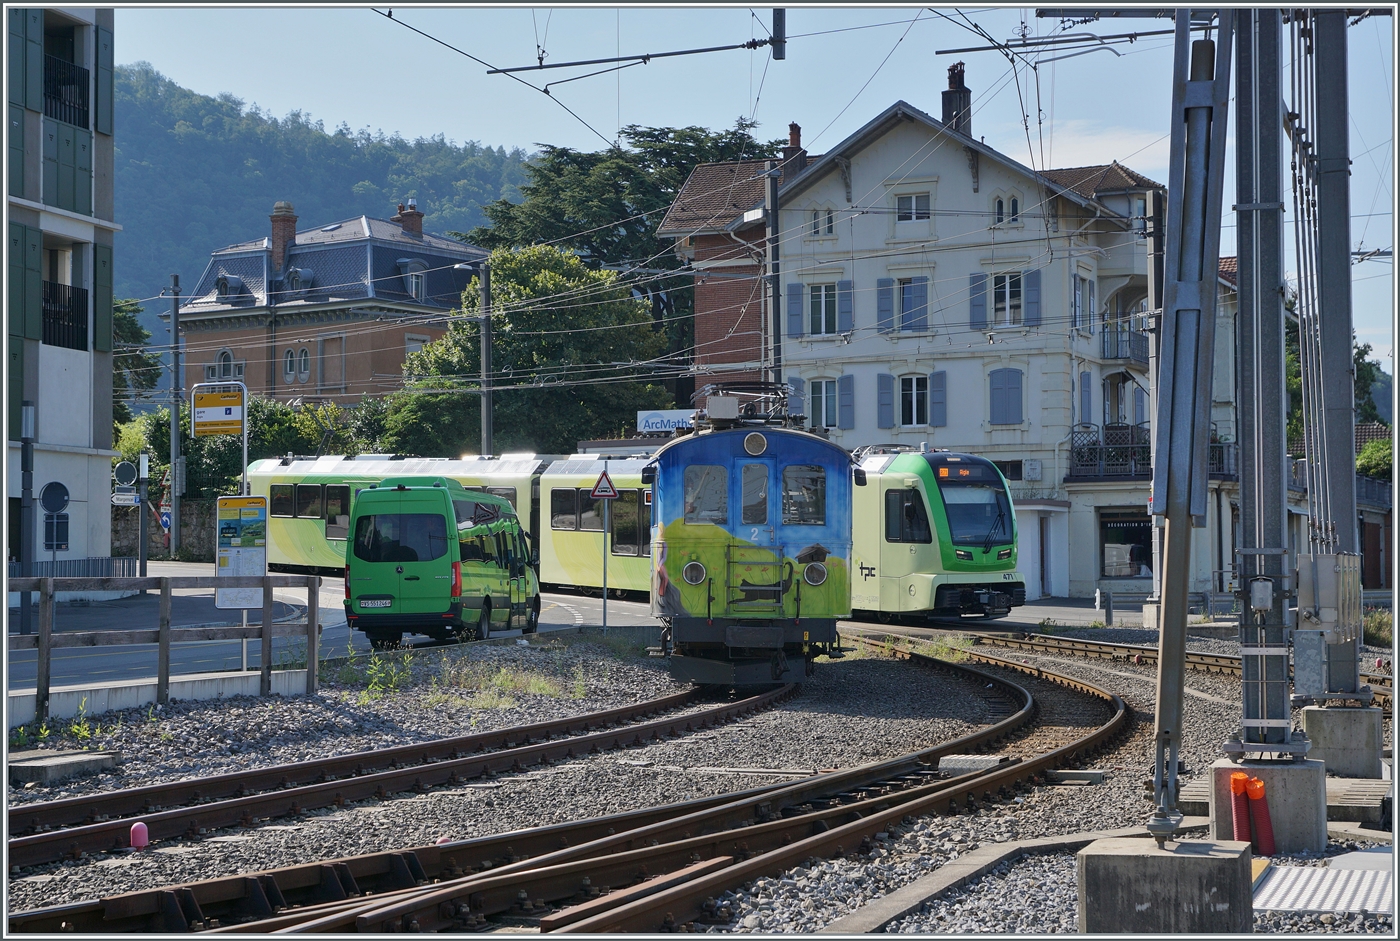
[590,469,619,499]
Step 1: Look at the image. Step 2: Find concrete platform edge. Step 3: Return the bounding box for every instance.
[7,669,310,727]
[1327,822,1393,844]
[818,817,1211,934]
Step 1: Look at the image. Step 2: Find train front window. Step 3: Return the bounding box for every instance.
[352,513,448,563]
[936,477,1012,548]
[884,489,932,543]
[781,465,826,525]
[741,464,768,525]
[684,466,728,524]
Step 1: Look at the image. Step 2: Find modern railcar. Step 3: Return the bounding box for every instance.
[539,457,652,595]
[647,390,857,685]
[852,448,1025,620]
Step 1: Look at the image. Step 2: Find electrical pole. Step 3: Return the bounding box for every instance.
[169,275,181,554]
[765,160,782,385]
[479,262,493,457]
[138,453,149,583]
[1147,188,1165,616]
[19,401,35,635]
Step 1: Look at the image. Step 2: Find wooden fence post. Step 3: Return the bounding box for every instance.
[36,578,53,723]
[260,575,273,697]
[157,579,172,705]
[305,576,320,695]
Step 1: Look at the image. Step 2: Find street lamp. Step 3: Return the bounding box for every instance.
[455,261,492,456]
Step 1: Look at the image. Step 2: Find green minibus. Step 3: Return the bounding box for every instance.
[344,477,540,648]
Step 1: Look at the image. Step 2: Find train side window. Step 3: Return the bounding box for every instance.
[295,484,323,519]
[781,465,826,525]
[270,484,295,517]
[610,490,641,556]
[324,485,351,540]
[578,491,603,531]
[486,486,517,508]
[885,489,932,543]
[550,489,577,530]
[683,466,728,524]
[741,464,769,525]
[641,490,653,555]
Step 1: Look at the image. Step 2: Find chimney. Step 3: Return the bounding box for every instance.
[269,201,297,272]
[942,62,972,137]
[782,122,806,174]
[392,197,424,238]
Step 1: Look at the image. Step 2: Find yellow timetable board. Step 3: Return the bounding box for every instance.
[216,496,267,608]
[193,390,245,437]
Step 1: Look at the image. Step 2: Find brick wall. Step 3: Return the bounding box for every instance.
[692,233,764,384]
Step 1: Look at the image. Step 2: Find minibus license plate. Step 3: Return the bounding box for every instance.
[360,599,391,608]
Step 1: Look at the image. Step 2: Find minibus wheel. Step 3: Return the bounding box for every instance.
[476,602,492,640]
[524,598,539,634]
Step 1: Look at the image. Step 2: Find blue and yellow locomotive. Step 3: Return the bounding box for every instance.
[645,386,860,685]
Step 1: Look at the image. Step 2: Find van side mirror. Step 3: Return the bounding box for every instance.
[641,465,656,485]
[853,467,867,487]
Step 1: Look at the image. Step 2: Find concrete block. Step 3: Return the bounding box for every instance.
[9,748,118,784]
[1301,706,1385,779]
[1077,837,1252,934]
[8,669,310,727]
[1210,758,1328,853]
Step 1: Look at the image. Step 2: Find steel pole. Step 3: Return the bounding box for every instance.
[765,161,782,384]
[479,262,493,458]
[19,402,35,635]
[168,275,181,554]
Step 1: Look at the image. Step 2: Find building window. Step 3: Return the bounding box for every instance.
[283,349,296,383]
[1072,274,1095,330]
[1135,196,1147,235]
[1100,510,1153,578]
[811,210,821,236]
[995,198,1005,225]
[408,272,425,302]
[993,273,1022,326]
[405,334,429,357]
[900,375,928,426]
[989,368,1023,425]
[217,350,233,378]
[1009,197,1019,221]
[992,460,1023,481]
[896,193,930,221]
[297,347,311,382]
[825,209,834,233]
[810,379,837,429]
[810,209,833,236]
[809,284,836,335]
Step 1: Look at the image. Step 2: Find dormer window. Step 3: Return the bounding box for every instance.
[285,267,314,294]
[408,272,425,302]
[397,257,429,301]
[215,272,243,299]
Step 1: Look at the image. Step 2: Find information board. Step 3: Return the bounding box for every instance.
[193,390,245,437]
[215,496,267,609]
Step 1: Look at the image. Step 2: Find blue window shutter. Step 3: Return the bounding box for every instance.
[1009,369,1023,423]
[837,279,853,333]
[928,370,947,427]
[906,276,928,332]
[990,369,1007,424]
[1080,371,1092,426]
[1023,268,1041,327]
[837,374,855,430]
[876,278,894,333]
[1134,386,1146,425]
[877,373,895,428]
[787,375,805,416]
[969,273,988,330]
[786,283,804,338]
[1087,278,1096,334]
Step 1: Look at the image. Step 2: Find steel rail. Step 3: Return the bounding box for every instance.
[550,638,1129,933]
[7,687,791,870]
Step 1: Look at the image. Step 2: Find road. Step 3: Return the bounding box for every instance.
[8,561,660,691]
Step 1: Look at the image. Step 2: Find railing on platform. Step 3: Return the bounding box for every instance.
[6,575,321,722]
[7,556,137,579]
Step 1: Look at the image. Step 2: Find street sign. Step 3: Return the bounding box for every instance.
[111,491,139,507]
[590,470,619,500]
[113,461,138,486]
[192,389,245,437]
[40,481,69,514]
[215,496,267,608]
[159,505,172,532]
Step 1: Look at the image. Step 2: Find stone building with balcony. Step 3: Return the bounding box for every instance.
[7,7,120,568]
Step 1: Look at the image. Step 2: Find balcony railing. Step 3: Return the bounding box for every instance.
[41,281,87,351]
[1101,324,1149,365]
[1356,474,1392,509]
[1067,422,1237,480]
[43,54,89,128]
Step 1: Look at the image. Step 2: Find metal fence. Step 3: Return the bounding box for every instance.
[8,556,137,579]
[41,281,88,351]
[1356,475,1392,509]
[1101,325,1150,365]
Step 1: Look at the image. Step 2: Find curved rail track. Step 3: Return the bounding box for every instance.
[9,635,1132,934]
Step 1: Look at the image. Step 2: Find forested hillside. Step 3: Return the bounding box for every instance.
[113,63,530,332]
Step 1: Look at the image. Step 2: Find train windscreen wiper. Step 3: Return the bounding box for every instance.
[982,507,1006,554]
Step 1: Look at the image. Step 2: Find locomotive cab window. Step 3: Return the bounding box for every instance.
[781,465,826,525]
[270,484,295,517]
[550,488,577,530]
[683,466,728,524]
[295,484,323,519]
[885,489,932,543]
[324,485,351,540]
[741,464,769,525]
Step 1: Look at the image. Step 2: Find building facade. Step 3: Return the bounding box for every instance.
[175,200,485,405]
[7,7,119,566]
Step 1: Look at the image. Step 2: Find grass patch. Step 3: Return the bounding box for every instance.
[1363,607,1392,648]
[1037,617,1059,633]
[916,636,974,662]
[467,688,518,710]
[435,657,564,699]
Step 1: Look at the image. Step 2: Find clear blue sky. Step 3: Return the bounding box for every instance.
[117,5,1394,364]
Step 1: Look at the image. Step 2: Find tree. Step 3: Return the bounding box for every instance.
[111,298,163,430]
[384,245,672,456]
[461,120,784,402]
[1356,437,1392,481]
[1283,316,1388,449]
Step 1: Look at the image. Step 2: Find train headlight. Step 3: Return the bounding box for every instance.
[997,548,1012,561]
[743,432,768,456]
[682,561,708,585]
[803,561,828,587]
[955,549,973,561]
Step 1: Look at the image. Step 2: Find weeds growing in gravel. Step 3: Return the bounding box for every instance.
[276,640,308,672]
[572,663,587,699]
[917,637,973,662]
[1037,617,1059,632]
[1364,607,1392,648]
[1087,619,1106,629]
[66,698,92,742]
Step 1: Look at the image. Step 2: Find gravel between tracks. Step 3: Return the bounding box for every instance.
[7,653,996,912]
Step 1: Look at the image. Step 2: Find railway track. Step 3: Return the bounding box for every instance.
[7,686,796,870]
[9,636,1131,934]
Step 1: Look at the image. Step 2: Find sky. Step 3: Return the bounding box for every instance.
[117,5,1395,365]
